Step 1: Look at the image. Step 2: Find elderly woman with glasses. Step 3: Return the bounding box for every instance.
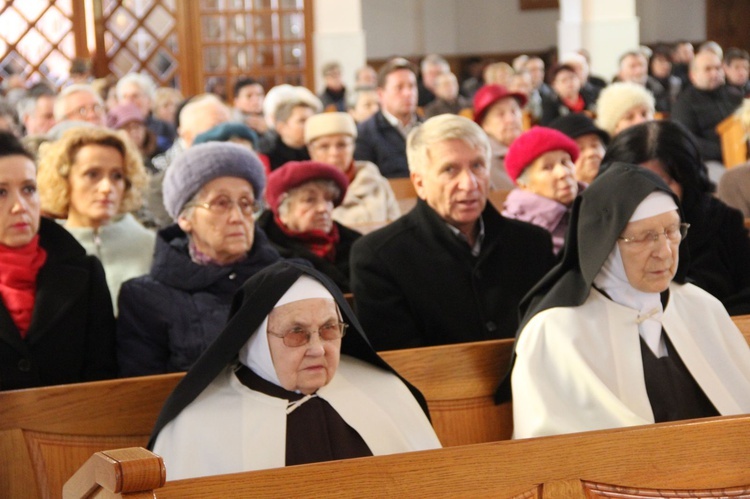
[149,261,440,480]
[257,160,361,292]
[498,162,750,439]
[116,143,282,377]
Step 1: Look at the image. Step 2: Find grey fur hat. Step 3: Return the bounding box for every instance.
[163,142,266,220]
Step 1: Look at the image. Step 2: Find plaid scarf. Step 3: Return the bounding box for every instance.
[275,215,340,262]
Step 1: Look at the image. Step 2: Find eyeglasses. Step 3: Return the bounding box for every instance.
[186,195,261,218]
[268,322,349,347]
[618,223,690,248]
[65,103,104,119]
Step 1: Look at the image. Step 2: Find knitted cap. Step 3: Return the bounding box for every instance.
[595,82,655,136]
[547,113,610,145]
[265,160,349,216]
[504,127,580,184]
[193,122,259,150]
[163,142,267,220]
[304,112,358,144]
[107,103,145,130]
[472,84,527,124]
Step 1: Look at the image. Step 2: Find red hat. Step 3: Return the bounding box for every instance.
[265,161,349,216]
[472,84,528,125]
[504,127,580,184]
[107,103,145,130]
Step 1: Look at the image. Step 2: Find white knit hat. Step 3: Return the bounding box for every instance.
[304,112,358,144]
[595,82,655,136]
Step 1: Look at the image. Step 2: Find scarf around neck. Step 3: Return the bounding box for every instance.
[274,214,340,262]
[0,235,47,338]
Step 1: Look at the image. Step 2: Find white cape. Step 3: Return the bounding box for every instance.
[153,355,441,480]
[512,282,750,439]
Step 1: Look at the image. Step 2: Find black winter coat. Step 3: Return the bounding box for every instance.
[686,195,750,315]
[257,212,361,293]
[350,199,555,350]
[0,218,117,390]
[116,225,281,376]
[354,111,420,178]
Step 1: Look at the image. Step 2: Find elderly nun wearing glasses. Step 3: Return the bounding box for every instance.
[149,261,441,480]
[497,162,750,439]
[116,142,282,377]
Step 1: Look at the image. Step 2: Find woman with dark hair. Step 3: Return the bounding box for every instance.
[600,120,750,314]
[0,131,116,390]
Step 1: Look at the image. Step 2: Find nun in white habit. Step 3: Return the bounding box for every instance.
[149,261,441,480]
[497,162,750,439]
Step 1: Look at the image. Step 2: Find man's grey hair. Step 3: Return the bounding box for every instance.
[116,72,157,101]
[421,54,449,74]
[53,84,103,121]
[406,114,490,175]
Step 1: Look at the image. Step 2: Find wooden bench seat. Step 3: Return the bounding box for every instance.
[64,414,750,498]
[7,315,750,498]
[0,338,514,499]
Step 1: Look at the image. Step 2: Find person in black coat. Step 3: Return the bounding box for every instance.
[601,120,750,315]
[0,132,116,390]
[117,142,281,376]
[258,161,361,293]
[354,58,422,178]
[350,114,555,351]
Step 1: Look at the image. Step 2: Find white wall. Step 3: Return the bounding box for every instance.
[361,0,706,59]
[636,0,705,45]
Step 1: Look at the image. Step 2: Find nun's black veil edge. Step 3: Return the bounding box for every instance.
[494,162,689,404]
[148,260,430,449]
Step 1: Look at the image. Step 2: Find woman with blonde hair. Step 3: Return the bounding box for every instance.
[37,126,154,311]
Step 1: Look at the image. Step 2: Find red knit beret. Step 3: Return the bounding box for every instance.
[473,84,528,125]
[504,126,580,184]
[265,160,349,215]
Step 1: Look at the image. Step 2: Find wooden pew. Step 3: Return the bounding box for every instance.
[388,177,418,214]
[0,338,514,499]
[9,316,750,498]
[716,113,747,168]
[65,414,750,498]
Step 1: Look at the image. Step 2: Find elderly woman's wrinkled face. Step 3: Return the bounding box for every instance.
[178,176,256,265]
[573,134,605,185]
[0,155,40,247]
[66,144,126,228]
[307,133,354,172]
[618,210,681,293]
[518,150,578,206]
[613,104,654,136]
[279,181,336,234]
[267,298,341,395]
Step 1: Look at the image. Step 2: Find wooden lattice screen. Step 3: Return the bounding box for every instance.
[0,0,313,94]
[0,0,86,87]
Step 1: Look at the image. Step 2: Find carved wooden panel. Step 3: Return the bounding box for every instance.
[583,481,750,498]
[24,431,149,499]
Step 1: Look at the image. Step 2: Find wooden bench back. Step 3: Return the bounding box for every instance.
[9,316,750,498]
[65,414,750,498]
[0,338,514,498]
[716,113,748,168]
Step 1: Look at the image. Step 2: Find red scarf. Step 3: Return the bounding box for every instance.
[562,94,586,113]
[0,235,47,338]
[344,161,357,183]
[275,215,340,262]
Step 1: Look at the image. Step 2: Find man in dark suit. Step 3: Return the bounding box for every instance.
[354,58,421,178]
[350,114,555,351]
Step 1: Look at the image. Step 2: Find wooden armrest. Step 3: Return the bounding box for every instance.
[62,447,165,499]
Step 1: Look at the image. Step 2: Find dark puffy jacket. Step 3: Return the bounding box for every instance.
[116,224,281,376]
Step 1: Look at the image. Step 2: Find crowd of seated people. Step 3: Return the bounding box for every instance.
[2,38,750,482]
